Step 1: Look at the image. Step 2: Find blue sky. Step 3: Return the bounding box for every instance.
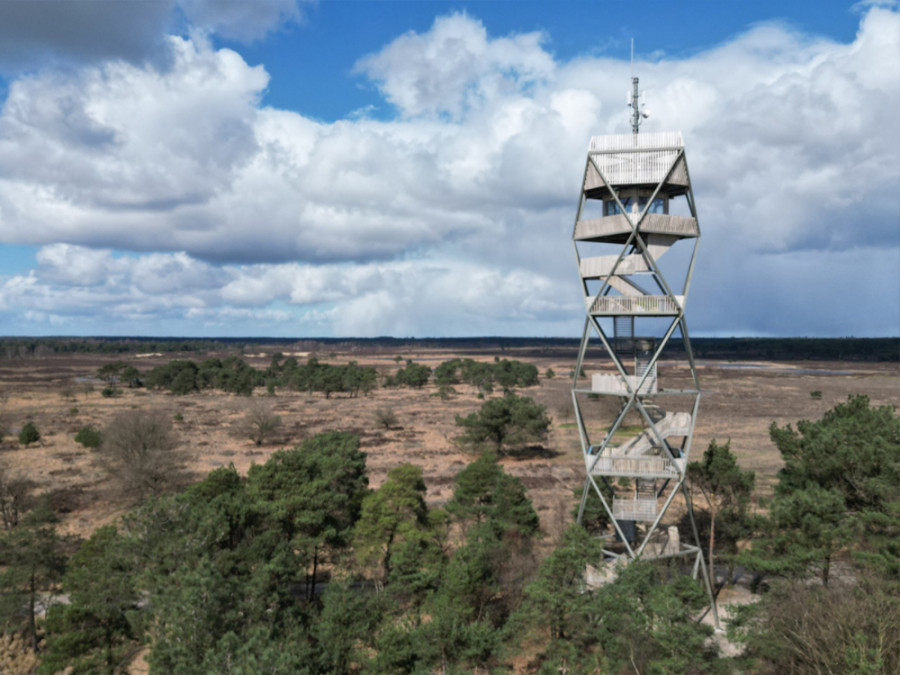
[0,0,897,338]
[236,1,865,121]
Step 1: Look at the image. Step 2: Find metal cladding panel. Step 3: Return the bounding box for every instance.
[587,132,688,189]
[587,455,683,479]
[589,131,683,152]
[574,213,699,242]
[584,162,606,192]
[579,255,649,278]
[612,498,658,522]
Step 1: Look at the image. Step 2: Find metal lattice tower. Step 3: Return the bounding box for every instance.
[571,79,718,623]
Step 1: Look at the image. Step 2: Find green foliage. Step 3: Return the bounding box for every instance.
[436,357,539,392]
[446,452,540,538]
[455,393,551,454]
[393,360,432,388]
[686,336,899,362]
[515,535,719,674]
[573,483,612,534]
[247,432,369,600]
[107,433,370,672]
[361,453,540,674]
[687,440,755,583]
[193,625,316,674]
[120,365,142,388]
[26,388,900,673]
[171,367,199,395]
[144,360,200,395]
[493,358,539,389]
[728,395,900,672]
[96,361,127,385]
[746,485,848,585]
[1,336,895,361]
[100,387,122,398]
[18,421,40,447]
[771,394,899,511]
[0,503,71,653]
[40,526,140,674]
[517,525,605,641]
[195,356,258,395]
[742,395,900,585]
[810,389,822,399]
[98,362,142,388]
[314,578,383,673]
[74,425,102,449]
[265,356,376,398]
[433,359,460,385]
[545,367,555,379]
[353,464,438,589]
[433,384,457,400]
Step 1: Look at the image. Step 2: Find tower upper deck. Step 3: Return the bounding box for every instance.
[584,131,688,197]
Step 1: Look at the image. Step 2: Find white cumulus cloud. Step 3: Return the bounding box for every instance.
[0,6,897,337]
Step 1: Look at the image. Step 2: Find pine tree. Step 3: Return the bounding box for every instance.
[687,440,755,585]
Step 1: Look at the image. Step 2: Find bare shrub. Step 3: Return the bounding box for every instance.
[99,410,188,498]
[235,401,282,446]
[374,407,398,430]
[0,632,39,675]
[742,578,900,674]
[0,467,31,530]
[59,382,77,401]
[535,383,573,424]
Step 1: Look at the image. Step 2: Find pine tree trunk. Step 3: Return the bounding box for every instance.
[29,571,38,653]
[383,528,396,583]
[708,504,717,587]
[309,544,319,601]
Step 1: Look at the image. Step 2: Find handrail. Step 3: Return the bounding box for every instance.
[586,295,683,315]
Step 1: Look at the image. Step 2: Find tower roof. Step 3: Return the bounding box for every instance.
[584,131,688,193]
[589,131,683,153]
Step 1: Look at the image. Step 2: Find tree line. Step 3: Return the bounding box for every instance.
[3,336,896,362]
[434,357,539,392]
[94,354,542,399]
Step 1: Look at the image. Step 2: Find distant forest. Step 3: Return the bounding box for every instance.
[1,336,897,362]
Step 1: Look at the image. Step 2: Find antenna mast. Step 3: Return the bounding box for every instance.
[631,77,641,135]
[629,39,648,135]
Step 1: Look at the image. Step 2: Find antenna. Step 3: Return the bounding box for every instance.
[628,40,649,135]
[630,38,634,78]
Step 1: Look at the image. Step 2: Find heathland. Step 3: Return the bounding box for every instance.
[0,337,897,673]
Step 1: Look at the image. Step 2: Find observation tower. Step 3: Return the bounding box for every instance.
[571,75,717,621]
